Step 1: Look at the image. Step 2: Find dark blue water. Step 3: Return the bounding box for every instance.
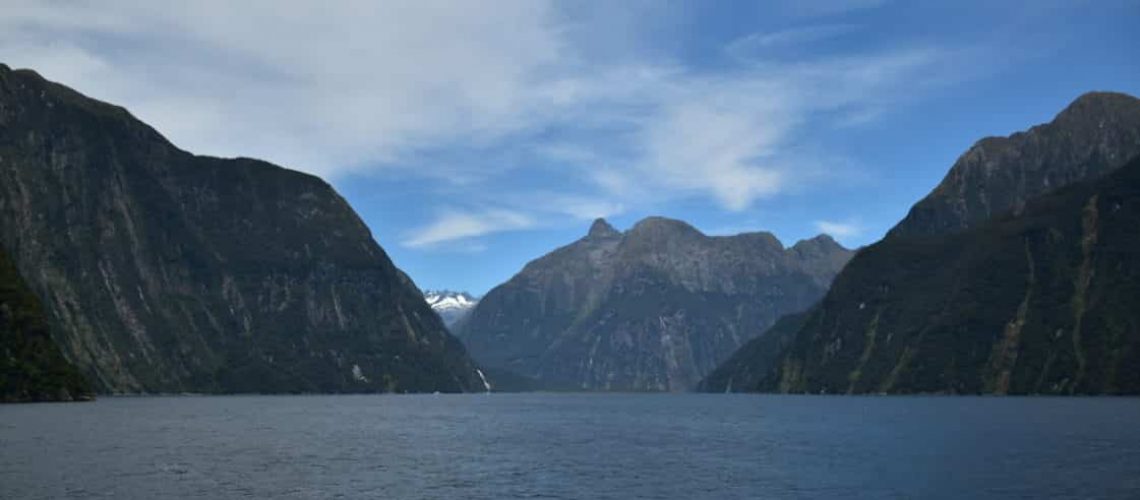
[2,394,1138,499]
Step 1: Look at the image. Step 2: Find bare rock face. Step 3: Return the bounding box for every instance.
[0,64,484,394]
[891,92,1140,238]
[457,217,853,391]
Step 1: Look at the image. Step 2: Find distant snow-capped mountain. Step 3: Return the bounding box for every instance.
[423,290,478,328]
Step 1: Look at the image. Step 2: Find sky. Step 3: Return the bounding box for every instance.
[2,1,1138,294]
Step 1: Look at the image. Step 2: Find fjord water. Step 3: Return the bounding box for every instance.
[2,395,1138,499]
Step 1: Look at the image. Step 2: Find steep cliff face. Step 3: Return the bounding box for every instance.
[705,92,1140,395]
[891,92,1140,237]
[0,64,484,394]
[1,247,92,402]
[766,156,1140,394]
[458,217,852,391]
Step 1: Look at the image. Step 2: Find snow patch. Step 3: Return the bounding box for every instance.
[424,290,478,312]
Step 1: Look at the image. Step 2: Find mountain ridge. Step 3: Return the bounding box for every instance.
[704,91,1140,395]
[458,216,853,391]
[890,91,1140,238]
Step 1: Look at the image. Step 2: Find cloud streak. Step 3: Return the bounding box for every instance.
[579,47,953,211]
[0,1,567,177]
[725,24,858,56]
[402,209,535,249]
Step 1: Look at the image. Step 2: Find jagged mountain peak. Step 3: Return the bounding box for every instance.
[460,214,854,391]
[424,289,478,308]
[423,290,479,328]
[586,218,621,240]
[791,234,844,253]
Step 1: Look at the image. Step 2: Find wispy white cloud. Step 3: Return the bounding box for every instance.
[639,87,790,210]
[543,196,626,221]
[0,2,969,235]
[402,209,535,249]
[583,47,952,211]
[814,220,862,239]
[725,24,858,57]
[0,1,568,177]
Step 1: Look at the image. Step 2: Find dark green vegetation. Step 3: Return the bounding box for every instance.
[704,92,1140,395]
[459,217,852,391]
[0,64,485,394]
[772,156,1140,394]
[0,248,93,402]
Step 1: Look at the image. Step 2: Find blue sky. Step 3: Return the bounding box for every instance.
[2,1,1138,294]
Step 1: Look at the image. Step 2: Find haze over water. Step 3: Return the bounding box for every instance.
[3,394,1138,499]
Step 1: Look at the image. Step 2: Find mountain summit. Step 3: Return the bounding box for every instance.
[586,218,621,240]
[423,290,479,328]
[456,216,853,391]
[891,91,1140,238]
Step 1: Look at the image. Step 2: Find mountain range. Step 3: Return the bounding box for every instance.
[0,64,484,395]
[457,217,853,391]
[703,92,1140,395]
[3,61,1137,400]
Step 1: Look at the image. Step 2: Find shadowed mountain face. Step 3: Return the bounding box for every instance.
[457,217,853,391]
[1,247,93,402]
[0,64,484,394]
[704,92,1140,395]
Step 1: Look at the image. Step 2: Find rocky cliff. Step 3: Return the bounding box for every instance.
[0,64,484,394]
[705,92,1140,394]
[891,92,1140,237]
[457,217,852,391]
[1,247,93,402]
